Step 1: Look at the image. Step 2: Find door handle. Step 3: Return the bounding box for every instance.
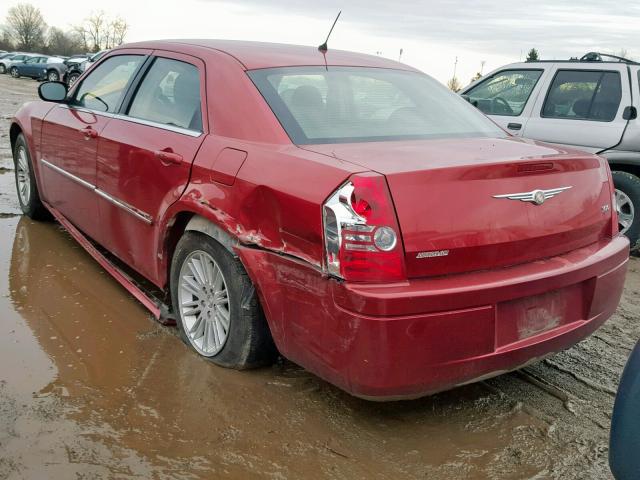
[79,127,98,139]
[154,149,183,166]
[507,123,522,131]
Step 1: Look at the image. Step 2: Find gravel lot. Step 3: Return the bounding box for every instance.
[0,73,638,479]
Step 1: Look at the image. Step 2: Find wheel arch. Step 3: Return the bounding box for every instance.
[9,122,22,151]
[608,162,640,178]
[159,209,240,289]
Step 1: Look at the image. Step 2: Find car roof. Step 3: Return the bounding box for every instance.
[120,39,417,71]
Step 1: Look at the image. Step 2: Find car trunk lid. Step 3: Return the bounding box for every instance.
[302,137,613,278]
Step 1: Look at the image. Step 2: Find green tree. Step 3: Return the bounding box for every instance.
[6,3,47,51]
[526,48,540,62]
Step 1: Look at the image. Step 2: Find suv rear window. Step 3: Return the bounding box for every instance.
[542,70,621,122]
[464,69,542,116]
[248,66,506,145]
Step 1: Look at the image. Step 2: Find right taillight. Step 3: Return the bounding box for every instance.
[323,172,405,283]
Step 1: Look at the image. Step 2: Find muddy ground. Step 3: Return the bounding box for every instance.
[0,73,638,480]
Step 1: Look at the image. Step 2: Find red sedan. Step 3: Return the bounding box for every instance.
[10,40,629,400]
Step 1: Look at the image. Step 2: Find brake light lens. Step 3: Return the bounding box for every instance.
[323,173,405,282]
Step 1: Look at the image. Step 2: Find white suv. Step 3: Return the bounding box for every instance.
[462,52,640,249]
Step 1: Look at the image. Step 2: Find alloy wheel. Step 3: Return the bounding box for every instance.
[15,146,31,207]
[68,74,79,86]
[10,68,18,78]
[47,71,59,81]
[0,65,5,74]
[178,250,230,356]
[615,188,635,235]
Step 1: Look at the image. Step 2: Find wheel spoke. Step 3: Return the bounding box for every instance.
[182,306,201,317]
[189,315,205,336]
[217,306,230,331]
[182,277,202,298]
[210,318,220,349]
[202,320,210,351]
[189,258,207,286]
[202,253,215,285]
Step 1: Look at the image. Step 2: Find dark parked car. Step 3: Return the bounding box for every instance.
[9,40,629,400]
[10,55,66,81]
[610,340,640,479]
[63,49,109,85]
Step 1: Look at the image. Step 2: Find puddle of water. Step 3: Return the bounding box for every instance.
[0,216,566,479]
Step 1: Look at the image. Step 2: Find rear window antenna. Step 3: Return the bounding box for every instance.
[318,11,342,53]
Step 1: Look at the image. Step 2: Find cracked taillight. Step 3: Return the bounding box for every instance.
[323,172,405,282]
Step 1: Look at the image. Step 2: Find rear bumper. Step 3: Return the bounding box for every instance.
[238,236,629,400]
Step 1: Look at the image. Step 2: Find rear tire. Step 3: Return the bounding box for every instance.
[170,231,277,369]
[0,64,6,74]
[13,134,49,220]
[612,170,640,251]
[47,70,59,82]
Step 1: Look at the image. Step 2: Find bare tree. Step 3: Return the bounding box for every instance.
[0,27,14,51]
[447,76,462,92]
[107,16,128,49]
[6,3,47,51]
[85,11,107,52]
[74,11,128,52]
[470,72,482,83]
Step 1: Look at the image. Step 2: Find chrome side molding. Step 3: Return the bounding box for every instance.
[40,158,153,225]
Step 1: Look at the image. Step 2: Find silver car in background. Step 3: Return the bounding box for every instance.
[0,53,39,74]
[462,52,640,250]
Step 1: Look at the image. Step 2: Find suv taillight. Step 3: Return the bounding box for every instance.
[323,172,405,282]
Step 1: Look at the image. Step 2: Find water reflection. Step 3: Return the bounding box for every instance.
[6,217,556,479]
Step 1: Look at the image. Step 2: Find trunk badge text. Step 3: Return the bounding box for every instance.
[416,250,449,259]
[493,186,572,206]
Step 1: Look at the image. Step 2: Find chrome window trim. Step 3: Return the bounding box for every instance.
[112,114,202,137]
[40,158,153,225]
[59,104,202,137]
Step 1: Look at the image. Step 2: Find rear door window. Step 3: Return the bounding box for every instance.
[465,70,543,116]
[127,57,202,131]
[72,55,144,113]
[542,70,621,121]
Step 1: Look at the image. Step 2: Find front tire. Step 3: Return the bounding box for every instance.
[612,170,640,250]
[13,134,49,220]
[10,67,19,78]
[47,70,59,82]
[67,72,80,86]
[0,64,6,74]
[170,232,277,369]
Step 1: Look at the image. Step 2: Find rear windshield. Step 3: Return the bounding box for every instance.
[248,66,506,145]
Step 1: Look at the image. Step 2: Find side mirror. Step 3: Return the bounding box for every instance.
[623,106,637,121]
[38,81,68,103]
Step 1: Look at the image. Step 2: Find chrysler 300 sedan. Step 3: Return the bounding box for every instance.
[9,40,629,400]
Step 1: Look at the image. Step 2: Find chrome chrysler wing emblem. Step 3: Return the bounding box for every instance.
[493,186,572,205]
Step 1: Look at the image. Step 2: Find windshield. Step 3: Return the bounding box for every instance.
[248,66,506,145]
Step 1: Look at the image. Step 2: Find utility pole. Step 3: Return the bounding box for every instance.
[452,56,458,79]
[399,48,403,62]
[480,60,486,75]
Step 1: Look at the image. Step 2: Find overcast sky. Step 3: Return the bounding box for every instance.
[2,0,639,84]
